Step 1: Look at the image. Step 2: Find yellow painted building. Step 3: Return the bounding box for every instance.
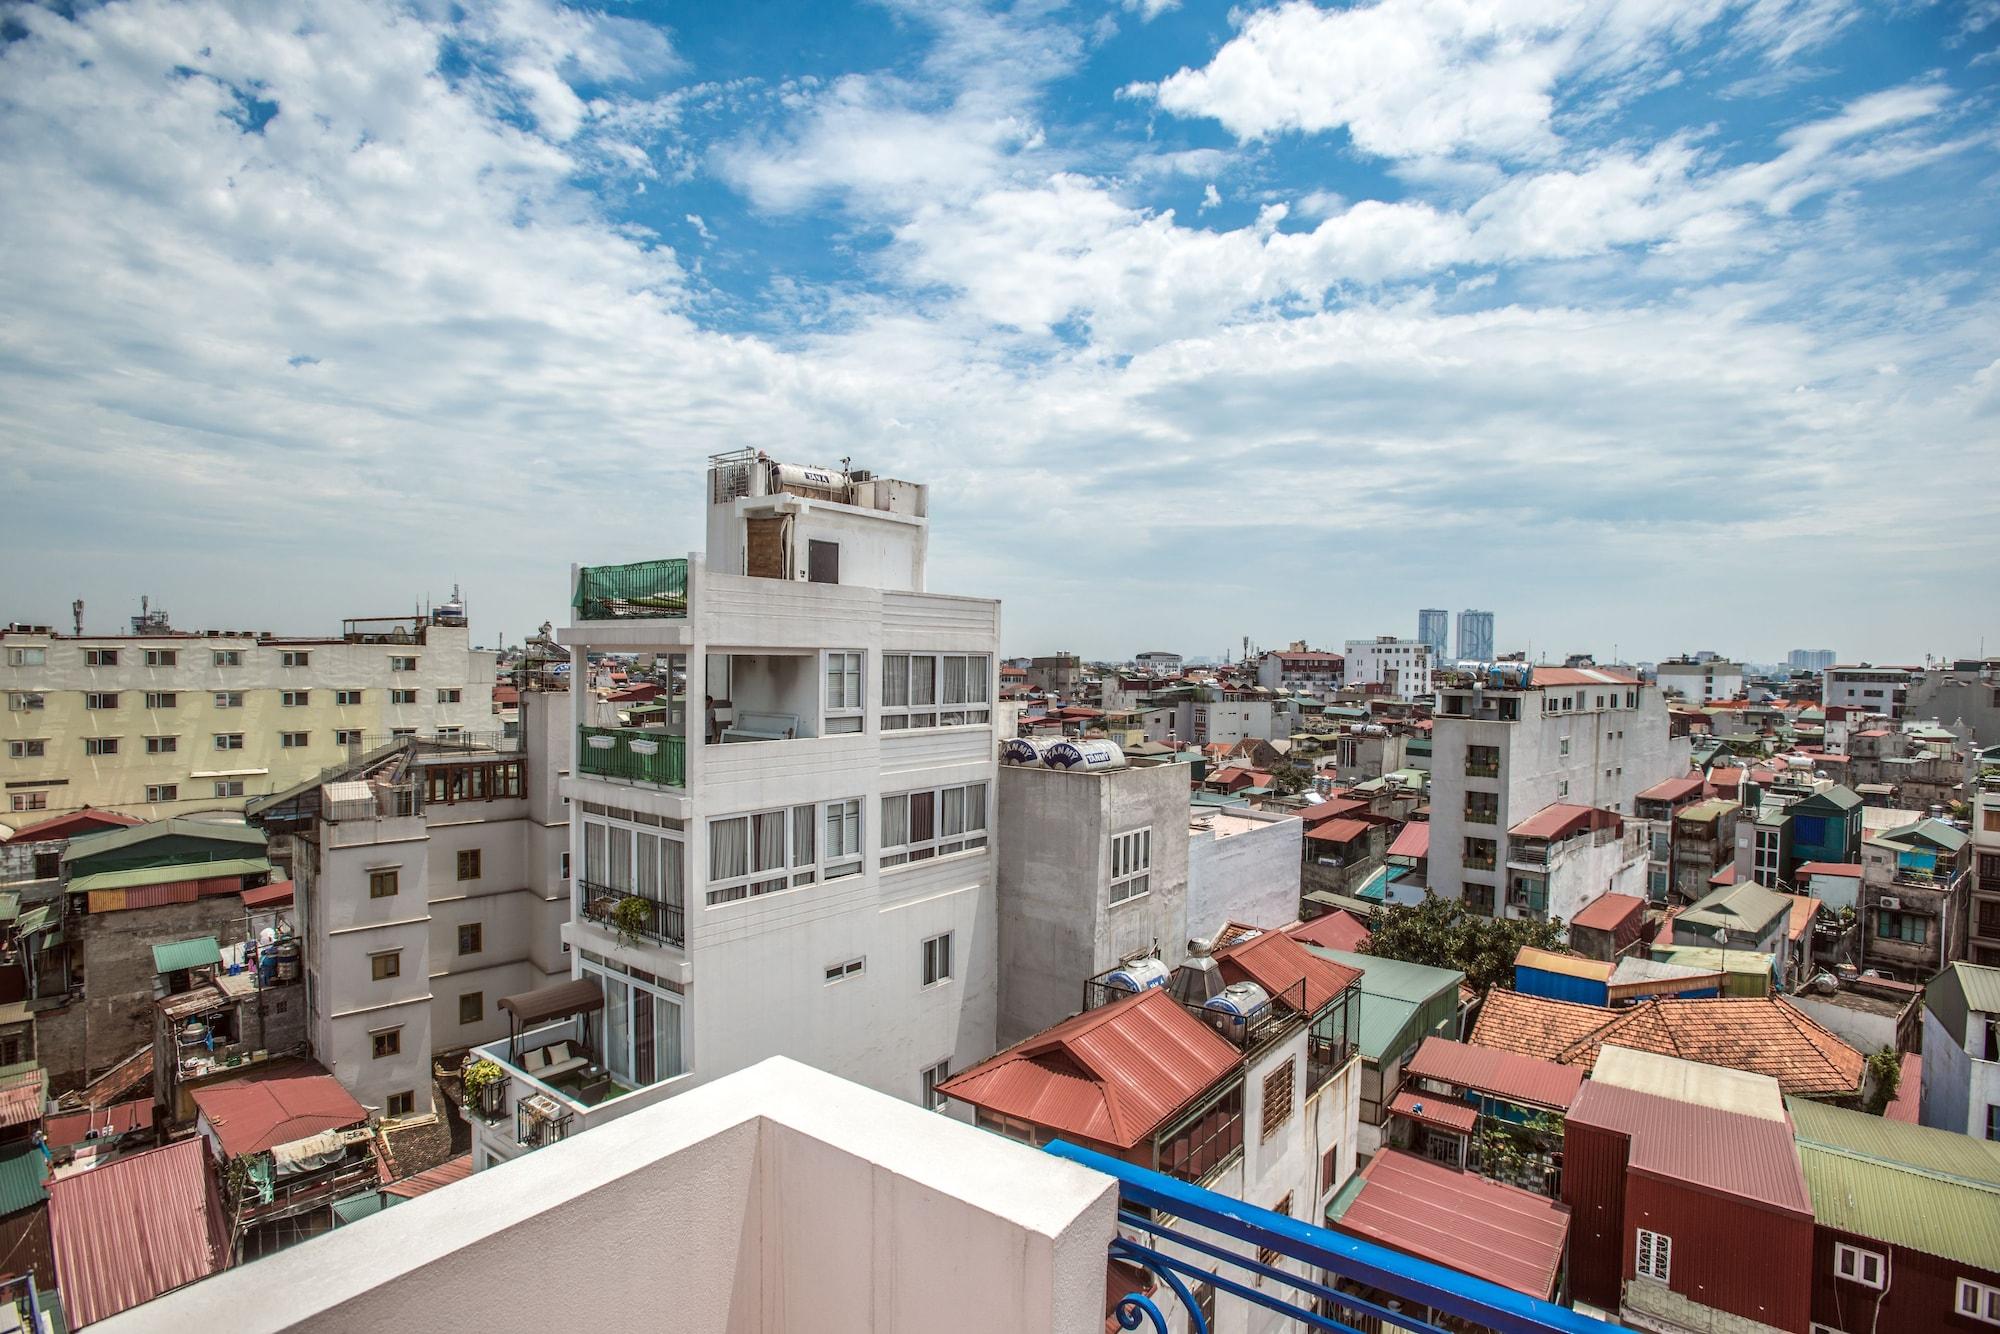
[2,614,496,823]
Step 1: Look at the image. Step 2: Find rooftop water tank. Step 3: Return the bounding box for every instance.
[1045,739,1126,771]
[1104,957,1172,997]
[1204,981,1272,1043]
[1001,737,1052,766]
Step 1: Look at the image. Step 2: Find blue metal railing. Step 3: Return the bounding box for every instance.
[1046,1140,1617,1334]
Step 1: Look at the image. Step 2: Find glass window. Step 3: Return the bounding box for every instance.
[922,932,953,987]
[922,1059,951,1111]
[1111,828,1152,903]
[823,651,864,733]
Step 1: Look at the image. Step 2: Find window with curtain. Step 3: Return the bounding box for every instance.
[881,654,991,729]
[792,804,817,885]
[707,804,848,904]
[824,799,862,878]
[882,783,988,865]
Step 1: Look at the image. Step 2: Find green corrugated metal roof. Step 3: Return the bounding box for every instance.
[0,1141,49,1214]
[151,936,221,974]
[60,816,263,863]
[1304,945,1462,1064]
[66,856,272,894]
[1789,1098,2000,1271]
[14,905,54,936]
[0,892,17,922]
[1927,962,2000,1046]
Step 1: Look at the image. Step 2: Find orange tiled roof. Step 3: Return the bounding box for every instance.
[1470,991,1864,1098]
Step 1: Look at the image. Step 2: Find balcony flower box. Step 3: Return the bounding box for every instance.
[628,738,660,756]
[586,734,616,750]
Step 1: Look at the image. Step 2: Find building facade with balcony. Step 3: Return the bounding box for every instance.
[1,609,495,823]
[250,697,571,1120]
[1823,664,1918,721]
[1974,780,2000,968]
[471,453,1001,1166]
[1860,817,1971,981]
[1502,804,1647,926]
[1428,667,1688,919]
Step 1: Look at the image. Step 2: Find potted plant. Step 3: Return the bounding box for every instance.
[611,894,652,947]
[462,1057,506,1118]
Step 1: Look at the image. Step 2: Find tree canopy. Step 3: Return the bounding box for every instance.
[1364,893,1566,993]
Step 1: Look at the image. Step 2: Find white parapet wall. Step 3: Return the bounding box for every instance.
[98,1057,1119,1334]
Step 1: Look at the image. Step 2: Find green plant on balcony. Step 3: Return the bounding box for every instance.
[611,894,652,947]
[463,1057,507,1118]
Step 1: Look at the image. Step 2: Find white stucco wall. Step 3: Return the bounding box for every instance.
[1187,807,1302,940]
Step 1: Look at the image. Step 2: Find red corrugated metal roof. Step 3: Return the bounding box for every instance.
[1786,895,1821,942]
[1,808,145,845]
[239,879,294,908]
[1507,803,1619,841]
[1303,799,1369,825]
[192,1068,367,1157]
[1386,821,1430,859]
[1386,1088,1478,1134]
[938,989,1240,1148]
[1795,862,1862,878]
[1884,1052,1922,1124]
[1635,775,1706,803]
[1218,929,1362,1014]
[1405,1037,1584,1111]
[48,1137,229,1327]
[1567,1080,1812,1215]
[1303,818,1371,845]
[0,1067,45,1130]
[1568,892,1645,934]
[44,1097,153,1147]
[1331,1149,1570,1298]
[1285,911,1370,953]
[383,1153,472,1199]
[1709,863,1740,886]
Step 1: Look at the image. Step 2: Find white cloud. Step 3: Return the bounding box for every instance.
[1130,0,1859,159]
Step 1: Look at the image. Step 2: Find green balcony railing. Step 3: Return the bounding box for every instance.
[578,728,685,788]
[574,559,689,620]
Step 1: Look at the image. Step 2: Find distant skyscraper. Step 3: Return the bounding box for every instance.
[1417,608,1450,663]
[1457,609,1495,663]
[1788,648,1836,672]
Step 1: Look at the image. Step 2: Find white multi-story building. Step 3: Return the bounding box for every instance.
[1342,637,1433,702]
[470,452,1000,1169]
[1788,649,1836,672]
[2,605,495,822]
[1254,648,1344,695]
[1823,664,1919,720]
[1134,650,1183,676]
[253,689,572,1119]
[1654,656,1745,704]
[1427,666,1689,921]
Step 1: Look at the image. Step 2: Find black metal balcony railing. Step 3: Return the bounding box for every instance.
[579,880,686,948]
[1465,759,1500,778]
[517,1094,573,1150]
[1464,808,1498,825]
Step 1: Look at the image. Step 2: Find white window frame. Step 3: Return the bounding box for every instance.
[335,689,363,706]
[84,737,119,756]
[823,651,864,734]
[881,653,990,730]
[214,779,245,798]
[1110,828,1153,904]
[145,648,176,667]
[921,1058,951,1111]
[922,932,953,988]
[10,793,48,813]
[85,649,119,667]
[1959,1277,2000,1326]
[84,692,118,710]
[880,781,989,866]
[390,688,418,705]
[281,650,311,668]
[437,688,463,704]
[214,691,244,708]
[6,647,45,667]
[145,784,178,803]
[390,656,418,672]
[335,729,362,745]
[281,690,310,707]
[1636,1228,1670,1282]
[212,650,242,667]
[280,731,310,749]
[1833,1242,1884,1290]
[706,801,849,905]
[822,798,863,879]
[145,691,176,709]
[825,957,865,984]
[7,740,46,759]
[145,736,177,754]
[215,732,245,751]
[7,693,45,712]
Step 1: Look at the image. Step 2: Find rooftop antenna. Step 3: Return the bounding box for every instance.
[71,599,83,637]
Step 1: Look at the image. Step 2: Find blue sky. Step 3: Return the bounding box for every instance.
[1,0,1996,663]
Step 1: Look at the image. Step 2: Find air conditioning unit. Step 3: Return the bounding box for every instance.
[1879,896,1900,910]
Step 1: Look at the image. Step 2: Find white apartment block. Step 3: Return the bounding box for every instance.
[1254,648,1345,695]
[1188,805,1303,942]
[1134,650,1183,676]
[1,610,494,823]
[253,690,572,1119]
[1427,667,1690,922]
[1824,664,1918,720]
[470,452,999,1169]
[1342,637,1433,702]
[1653,656,1745,703]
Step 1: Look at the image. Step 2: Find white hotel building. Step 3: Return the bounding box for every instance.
[471,453,1000,1167]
